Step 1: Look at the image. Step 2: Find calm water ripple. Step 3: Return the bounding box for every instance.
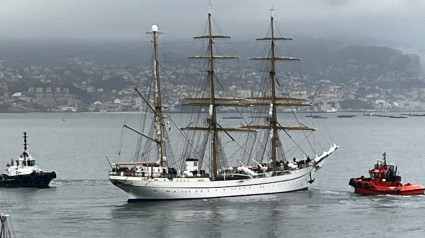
[0,112,425,237]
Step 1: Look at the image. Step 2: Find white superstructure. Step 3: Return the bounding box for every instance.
[6,151,43,177]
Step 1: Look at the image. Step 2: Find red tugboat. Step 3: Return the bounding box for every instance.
[349,153,424,195]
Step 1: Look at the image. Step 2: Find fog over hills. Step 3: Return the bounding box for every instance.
[2,0,424,87]
[2,0,425,67]
[0,39,149,67]
[0,37,421,82]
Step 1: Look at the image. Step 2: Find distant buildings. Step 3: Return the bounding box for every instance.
[0,56,424,112]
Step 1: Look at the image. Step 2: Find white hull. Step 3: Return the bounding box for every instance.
[110,167,314,201]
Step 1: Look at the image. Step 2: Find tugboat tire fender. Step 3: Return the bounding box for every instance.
[363,183,369,189]
[31,173,37,179]
[356,182,362,188]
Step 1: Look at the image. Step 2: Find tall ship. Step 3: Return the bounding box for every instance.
[0,132,56,188]
[109,12,338,201]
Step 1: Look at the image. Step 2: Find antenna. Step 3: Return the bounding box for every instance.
[270,5,275,17]
[383,152,387,165]
[208,0,213,14]
[23,132,27,151]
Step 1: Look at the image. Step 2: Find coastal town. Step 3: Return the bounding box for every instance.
[0,48,423,113]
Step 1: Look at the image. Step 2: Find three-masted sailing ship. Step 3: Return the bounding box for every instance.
[109,13,338,201]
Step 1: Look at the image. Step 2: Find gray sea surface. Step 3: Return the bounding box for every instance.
[1,112,425,238]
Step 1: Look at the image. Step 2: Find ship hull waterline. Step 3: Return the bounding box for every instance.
[353,186,425,196]
[110,167,315,201]
[0,172,56,188]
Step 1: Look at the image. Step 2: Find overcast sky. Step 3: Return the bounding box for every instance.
[2,0,425,54]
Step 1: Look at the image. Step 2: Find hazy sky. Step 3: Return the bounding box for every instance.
[2,0,425,54]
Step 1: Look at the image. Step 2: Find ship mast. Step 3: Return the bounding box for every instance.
[186,13,237,180]
[23,132,27,151]
[269,16,278,174]
[206,13,218,180]
[0,214,11,238]
[151,25,165,166]
[251,15,303,173]
[23,132,28,159]
[123,25,168,167]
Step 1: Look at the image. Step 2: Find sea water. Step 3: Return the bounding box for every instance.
[1,112,425,237]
